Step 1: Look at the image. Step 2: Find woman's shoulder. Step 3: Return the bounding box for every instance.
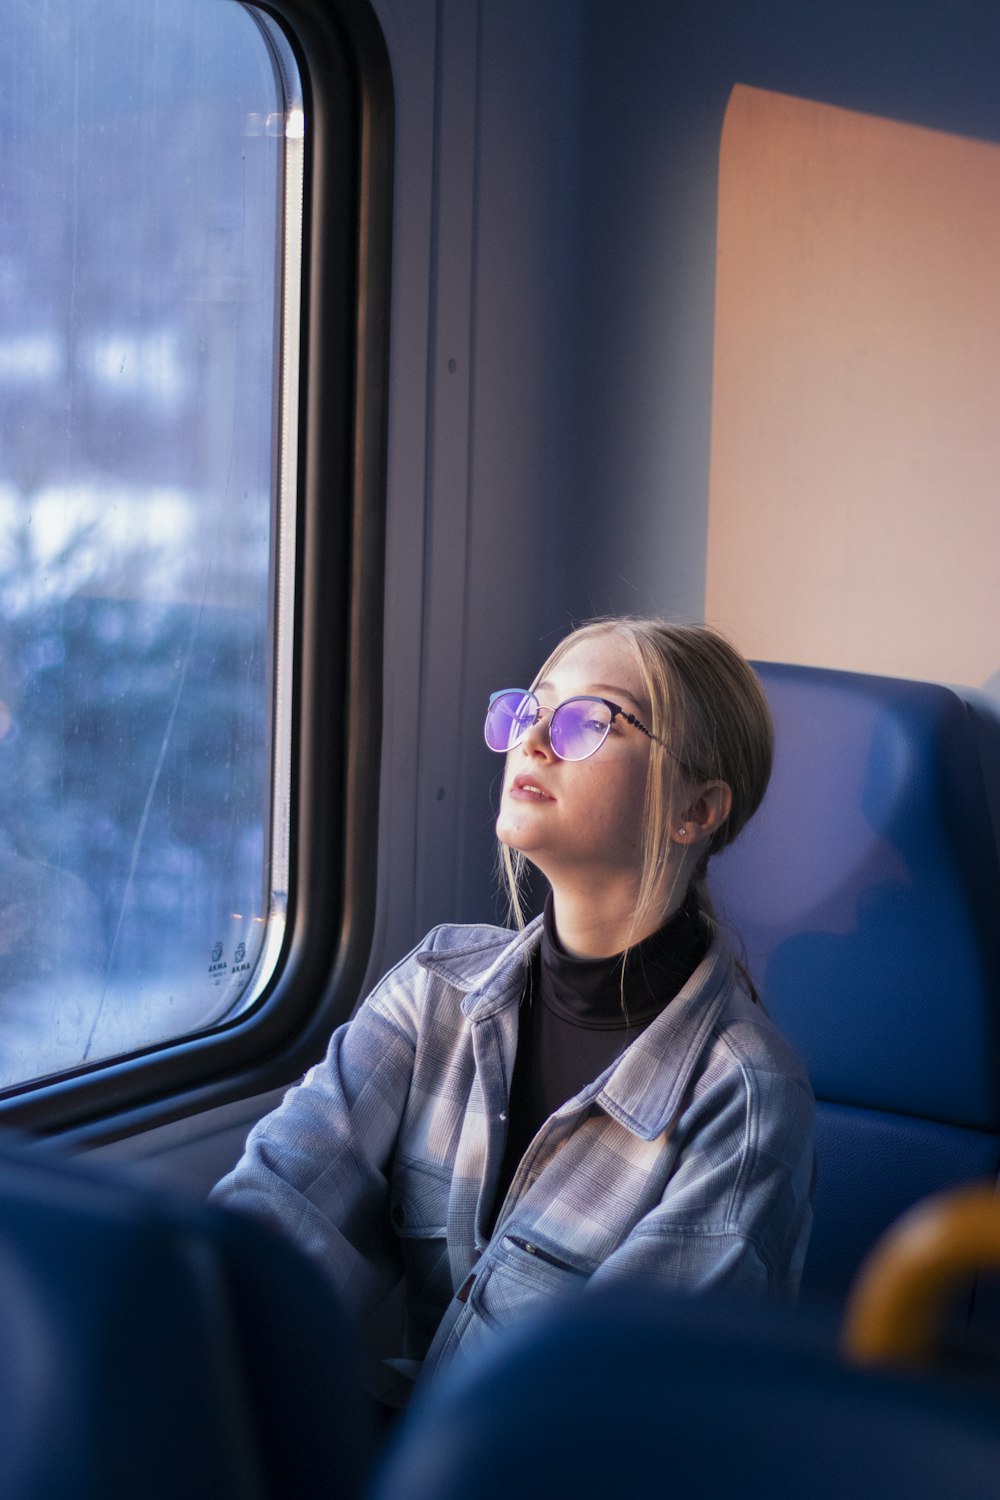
[662,927,810,1101]
[368,918,537,1006]
[712,966,814,1106]
[415,920,518,958]
[412,918,541,993]
[362,919,539,1042]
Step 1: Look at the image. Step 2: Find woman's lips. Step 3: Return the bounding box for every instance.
[510,775,555,801]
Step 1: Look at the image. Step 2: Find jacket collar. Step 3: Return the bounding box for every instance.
[417,917,737,1142]
[415,917,543,1011]
[594,932,735,1139]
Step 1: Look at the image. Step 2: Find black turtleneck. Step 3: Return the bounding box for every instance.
[485,892,709,1236]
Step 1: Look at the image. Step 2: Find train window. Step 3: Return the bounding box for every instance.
[0,0,302,1089]
[707,84,1000,695]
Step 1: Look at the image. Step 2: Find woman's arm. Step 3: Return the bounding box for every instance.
[212,959,424,1321]
[589,1045,816,1298]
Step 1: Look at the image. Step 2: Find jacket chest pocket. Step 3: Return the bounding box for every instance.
[390,1154,451,1237]
[469,1233,590,1331]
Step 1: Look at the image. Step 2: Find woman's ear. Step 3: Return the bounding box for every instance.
[672,781,733,846]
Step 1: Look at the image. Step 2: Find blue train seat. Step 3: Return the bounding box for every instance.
[0,1138,374,1500]
[710,663,1000,1310]
[367,1286,1000,1500]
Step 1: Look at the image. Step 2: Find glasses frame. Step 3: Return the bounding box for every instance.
[485,689,696,773]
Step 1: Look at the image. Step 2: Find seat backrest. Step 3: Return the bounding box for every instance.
[368,1286,1000,1500]
[710,663,1000,1305]
[0,1138,374,1500]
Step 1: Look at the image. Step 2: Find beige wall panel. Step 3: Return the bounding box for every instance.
[706,85,1000,690]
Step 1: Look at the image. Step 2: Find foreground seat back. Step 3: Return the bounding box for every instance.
[369,1287,1000,1500]
[710,663,1000,1303]
[0,1140,373,1500]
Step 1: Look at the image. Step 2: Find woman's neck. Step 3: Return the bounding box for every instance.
[546,877,689,958]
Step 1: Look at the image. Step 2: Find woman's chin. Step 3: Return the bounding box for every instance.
[496,825,540,866]
[495,811,520,848]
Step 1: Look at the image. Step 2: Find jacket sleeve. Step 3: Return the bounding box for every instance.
[589,1037,816,1298]
[210,948,428,1321]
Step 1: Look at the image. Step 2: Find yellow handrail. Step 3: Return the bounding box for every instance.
[842,1183,1000,1368]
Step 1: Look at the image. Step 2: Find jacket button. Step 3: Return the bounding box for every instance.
[391,1205,405,1227]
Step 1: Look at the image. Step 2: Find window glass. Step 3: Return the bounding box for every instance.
[0,0,300,1086]
[707,84,1000,694]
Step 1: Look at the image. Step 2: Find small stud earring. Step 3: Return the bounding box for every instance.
[678,826,686,837]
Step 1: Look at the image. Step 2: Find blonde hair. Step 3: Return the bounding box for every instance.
[500,618,773,946]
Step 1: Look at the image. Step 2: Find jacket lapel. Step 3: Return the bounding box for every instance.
[596,933,735,1139]
[425,920,540,1285]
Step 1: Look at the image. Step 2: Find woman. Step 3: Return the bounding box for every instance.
[213,618,815,1397]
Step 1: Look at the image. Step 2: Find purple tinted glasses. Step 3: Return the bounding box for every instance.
[484,689,661,763]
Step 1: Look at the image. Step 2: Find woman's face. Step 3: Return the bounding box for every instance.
[495,631,655,891]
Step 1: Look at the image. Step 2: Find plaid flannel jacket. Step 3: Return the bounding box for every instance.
[213,916,815,1385]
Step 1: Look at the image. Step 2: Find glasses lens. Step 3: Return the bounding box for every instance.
[549,698,613,761]
[484,691,538,752]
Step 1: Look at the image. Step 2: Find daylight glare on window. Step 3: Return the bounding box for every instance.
[0,0,299,1086]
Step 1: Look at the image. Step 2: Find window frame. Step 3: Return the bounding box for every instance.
[0,0,392,1141]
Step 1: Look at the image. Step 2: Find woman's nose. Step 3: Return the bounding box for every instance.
[521,708,553,755]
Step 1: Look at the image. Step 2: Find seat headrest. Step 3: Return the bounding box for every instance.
[370,1287,1000,1500]
[710,663,1000,1130]
[0,1142,373,1499]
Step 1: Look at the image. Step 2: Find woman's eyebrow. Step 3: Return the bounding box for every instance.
[534,678,650,715]
[589,682,648,713]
